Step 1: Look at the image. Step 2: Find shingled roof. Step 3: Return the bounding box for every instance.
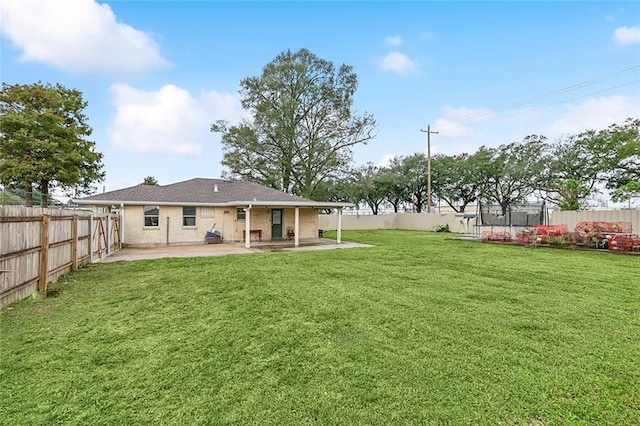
[74,178,343,207]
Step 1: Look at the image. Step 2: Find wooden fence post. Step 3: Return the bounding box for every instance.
[107,214,112,256]
[39,214,50,293]
[71,214,78,271]
[89,213,94,263]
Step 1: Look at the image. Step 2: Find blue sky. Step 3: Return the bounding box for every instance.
[1,0,639,199]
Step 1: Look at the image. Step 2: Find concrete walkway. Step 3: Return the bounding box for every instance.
[100,239,372,263]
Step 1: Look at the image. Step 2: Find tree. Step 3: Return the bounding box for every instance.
[377,156,409,213]
[0,82,104,207]
[595,118,639,201]
[540,118,639,207]
[478,136,547,215]
[539,135,604,210]
[211,48,376,199]
[431,153,483,213]
[307,176,353,213]
[348,163,388,215]
[141,176,159,186]
[401,154,428,213]
[611,181,640,204]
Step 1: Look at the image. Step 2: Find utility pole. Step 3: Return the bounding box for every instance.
[420,124,438,213]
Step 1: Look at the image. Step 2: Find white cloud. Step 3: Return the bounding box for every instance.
[379,52,418,75]
[378,154,396,167]
[429,95,639,156]
[613,26,640,45]
[384,35,404,47]
[108,84,242,156]
[0,0,169,75]
[546,95,640,134]
[435,106,497,139]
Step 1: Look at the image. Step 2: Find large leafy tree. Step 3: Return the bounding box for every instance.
[348,163,388,215]
[377,156,409,213]
[308,176,354,213]
[539,134,605,210]
[431,153,483,213]
[540,118,639,207]
[478,135,547,215]
[595,118,639,203]
[401,153,428,213]
[211,48,376,199]
[0,82,104,207]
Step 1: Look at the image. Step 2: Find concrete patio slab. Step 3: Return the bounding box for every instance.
[100,239,372,263]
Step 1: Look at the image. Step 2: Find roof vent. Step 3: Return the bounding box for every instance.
[214,184,219,193]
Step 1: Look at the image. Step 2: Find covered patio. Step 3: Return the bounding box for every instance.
[239,201,347,249]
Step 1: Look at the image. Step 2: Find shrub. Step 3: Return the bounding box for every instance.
[434,224,450,233]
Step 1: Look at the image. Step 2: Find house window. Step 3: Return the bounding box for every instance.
[183,206,196,227]
[144,205,159,227]
[237,208,246,220]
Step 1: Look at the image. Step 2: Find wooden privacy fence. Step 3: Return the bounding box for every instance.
[0,206,121,308]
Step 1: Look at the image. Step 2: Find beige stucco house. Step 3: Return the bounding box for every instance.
[74,178,350,248]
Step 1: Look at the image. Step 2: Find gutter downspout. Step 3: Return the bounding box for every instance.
[245,204,252,249]
[166,216,170,246]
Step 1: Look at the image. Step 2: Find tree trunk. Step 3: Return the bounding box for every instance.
[25,183,33,207]
[40,179,49,208]
[500,202,509,217]
[368,201,379,215]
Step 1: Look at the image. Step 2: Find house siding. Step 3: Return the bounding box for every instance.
[234,207,318,241]
[124,205,219,246]
[120,205,319,246]
[285,208,318,239]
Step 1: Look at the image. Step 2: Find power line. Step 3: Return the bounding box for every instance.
[437,65,639,128]
[438,79,640,133]
[435,65,640,132]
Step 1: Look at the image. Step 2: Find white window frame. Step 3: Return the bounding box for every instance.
[144,205,159,228]
[183,206,197,227]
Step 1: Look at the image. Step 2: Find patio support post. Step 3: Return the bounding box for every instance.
[245,205,252,248]
[337,208,342,244]
[294,207,300,247]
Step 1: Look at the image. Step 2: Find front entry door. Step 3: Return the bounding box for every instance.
[271,209,283,239]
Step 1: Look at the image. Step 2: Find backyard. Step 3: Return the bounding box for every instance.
[1,230,638,425]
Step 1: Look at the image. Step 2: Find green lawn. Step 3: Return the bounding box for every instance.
[1,230,639,425]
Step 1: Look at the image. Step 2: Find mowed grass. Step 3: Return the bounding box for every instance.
[1,231,639,425]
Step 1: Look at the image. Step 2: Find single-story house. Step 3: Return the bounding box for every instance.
[73,178,351,248]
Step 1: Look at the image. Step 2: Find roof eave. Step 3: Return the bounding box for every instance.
[73,200,232,207]
[238,200,355,208]
[72,199,354,209]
